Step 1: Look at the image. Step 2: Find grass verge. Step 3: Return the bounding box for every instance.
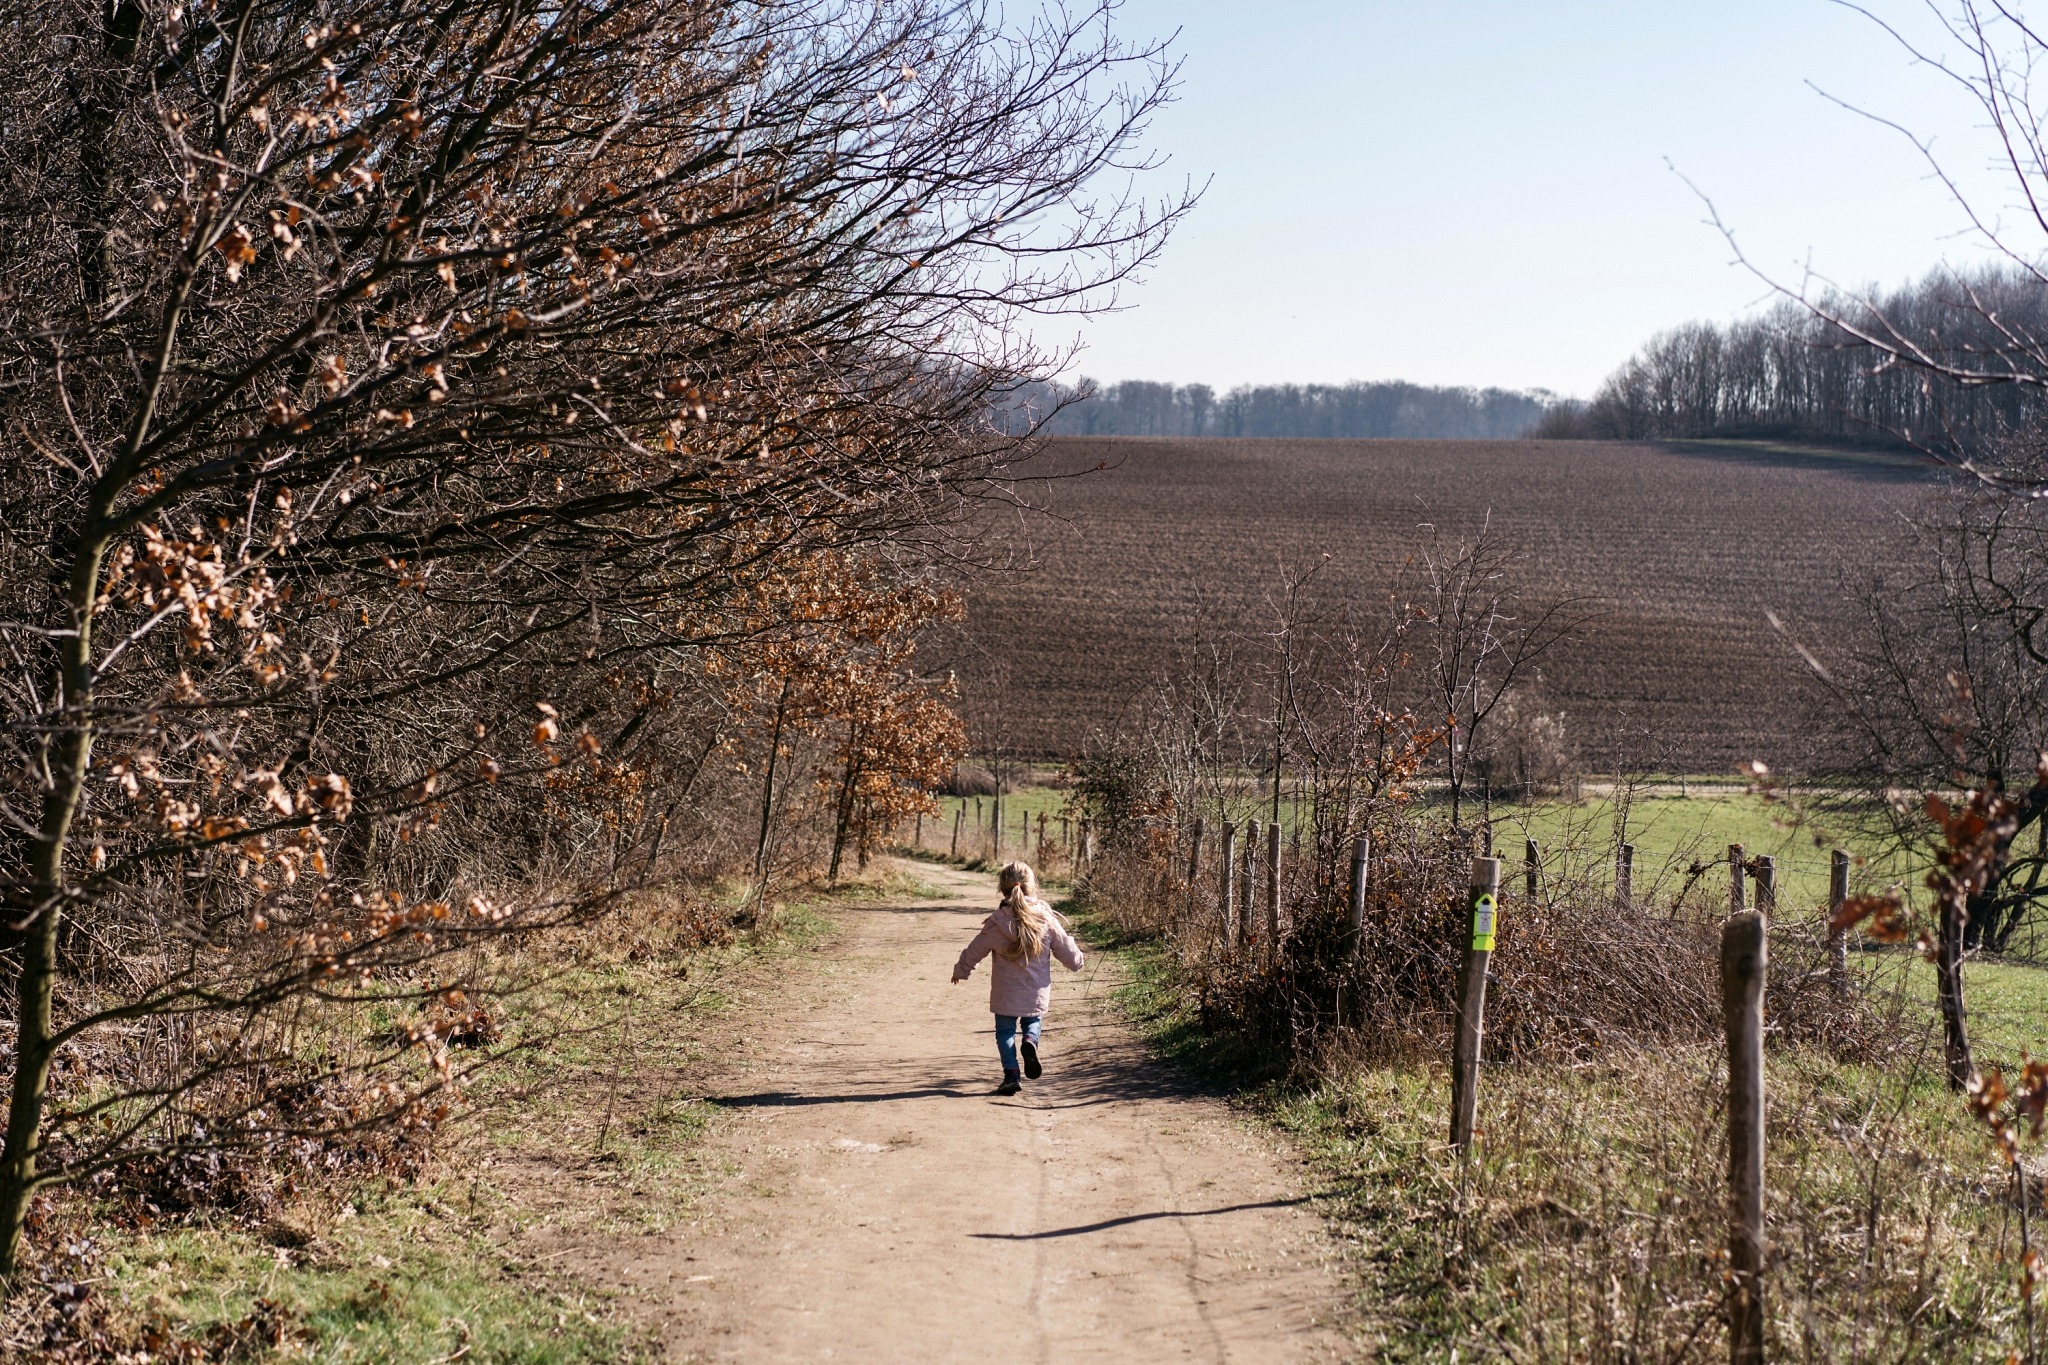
[23,871,889,1362]
[1069,894,2048,1362]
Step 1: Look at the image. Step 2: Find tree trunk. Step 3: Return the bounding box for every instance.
[1269,685,1285,832]
[75,3,143,313]
[753,678,791,886]
[990,758,1002,862]
[1937,892,1975,1091]
[1,3,150,1286]
[0,540,106,1283]
[1965,886,2006,952]
[826,724,860,882]
[1964,798,2048,950]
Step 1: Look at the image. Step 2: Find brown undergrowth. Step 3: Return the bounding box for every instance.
[1079,823,1876,1080]
[1079,817,2048,1361]
[1,869,882,1363]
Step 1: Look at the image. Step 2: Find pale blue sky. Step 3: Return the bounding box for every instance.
[1054,0,2018,397]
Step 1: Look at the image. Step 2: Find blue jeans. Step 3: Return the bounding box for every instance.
[994,1015,1042,1075]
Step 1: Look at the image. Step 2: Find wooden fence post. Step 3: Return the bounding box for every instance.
[1722,910,1768,1365]
[1187,816,1206,887]
[951,807,962,858]
[1937,894,1974,1091]
[1265,820,1283,947]
[1524,838,1539,899]
[1753,855,1776,917]
[1728,843,1746,915]
[1616,842,1634,908]
[1828,848,1850,997]
[1345,835,1370,958]
[1450,856,1502,1150]
[1239,819,1260,952]
[1218,822,1237,941]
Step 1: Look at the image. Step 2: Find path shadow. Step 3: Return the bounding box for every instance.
[1007,1036,1228,1108]
[969,1198,1308,1240]
[702,1042,1217,1113]
[708,1084,980,1107]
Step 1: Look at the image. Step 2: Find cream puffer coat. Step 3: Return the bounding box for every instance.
[951,898,1085,1017]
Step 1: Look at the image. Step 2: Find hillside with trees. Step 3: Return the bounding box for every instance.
[1543,270,2048,456]
[1036,378,1558,439]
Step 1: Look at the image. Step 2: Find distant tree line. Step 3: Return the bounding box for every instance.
[1539,270,2048,454]
[1029,379,1559,439]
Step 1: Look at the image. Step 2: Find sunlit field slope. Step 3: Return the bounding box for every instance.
[952,437,1939,769]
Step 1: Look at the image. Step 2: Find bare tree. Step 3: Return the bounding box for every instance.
[0,0,1189,1281]
[1556,282,2048,450]
[1672,2,2048,1089]
[1688,3,2048,478]
[1411,524,1588,830]
[1800,486,2048,951]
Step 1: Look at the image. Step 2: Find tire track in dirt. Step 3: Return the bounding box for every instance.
[547,862,1352,1362]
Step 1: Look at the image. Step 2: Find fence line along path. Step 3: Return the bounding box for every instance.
[538,859,1350,1363]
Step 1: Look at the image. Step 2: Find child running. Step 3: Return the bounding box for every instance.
[951,861,1085,1095]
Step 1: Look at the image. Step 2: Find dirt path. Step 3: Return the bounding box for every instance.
[559,861,1351,1362]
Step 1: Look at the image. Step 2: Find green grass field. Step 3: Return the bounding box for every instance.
[921,777,2048,1070]
[1493,785,1913,912]
[1908,955,2048,1069]
[917,775,1916,915]
[913,787,1078,860]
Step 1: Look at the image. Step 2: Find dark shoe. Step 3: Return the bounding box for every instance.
[1021,1037,1042,1080]
[995,1074,1022,1096]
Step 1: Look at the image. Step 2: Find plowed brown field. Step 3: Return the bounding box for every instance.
[948,437,1941,770]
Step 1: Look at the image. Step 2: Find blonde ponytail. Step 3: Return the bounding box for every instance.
[996,861,1054,961]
